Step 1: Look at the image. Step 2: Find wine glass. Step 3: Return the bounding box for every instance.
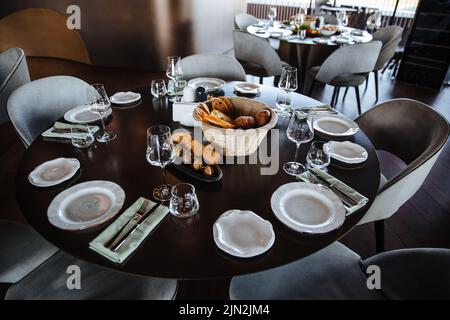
[337,10,348,27]
[283,111,314,176]
[87,84,116,143]
[306,141,331,171]
[166,56,183,102]
[268,7,277,27]
[294,13,305,39]
[277,66,298,117]
[169,183,199,219]
[146,125,175,201]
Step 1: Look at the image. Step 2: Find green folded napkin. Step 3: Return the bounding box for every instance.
[41,122,100,140]
[89,197,169,264]
[297,167,369,216]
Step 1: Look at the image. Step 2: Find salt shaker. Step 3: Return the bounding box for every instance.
[182,85,195,103]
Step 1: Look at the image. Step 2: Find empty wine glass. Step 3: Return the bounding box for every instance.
[166,56,183,102]
[307,141,331,171]
[294,10,305,39]
[71,124,94,149]
[87,84,116,143]
[277,66,298,117]
[283,110,314,176]
[337,11,348,26]
[146,125,175,201]
[169,183,199,218]
[151,79,167,98]
[268,7,277,27]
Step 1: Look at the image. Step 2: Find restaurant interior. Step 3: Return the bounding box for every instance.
[0,0,449,302]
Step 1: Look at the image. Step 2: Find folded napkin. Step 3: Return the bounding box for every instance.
[297,167,369,216]
[89,197,169,264]
[42,122,100,140]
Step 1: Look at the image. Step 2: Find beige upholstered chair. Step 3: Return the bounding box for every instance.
[234,13,259,31]
[180,54,246,82]
[233,30,289,84]
[356,99,449,252]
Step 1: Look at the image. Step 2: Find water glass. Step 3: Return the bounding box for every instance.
[71,124,94,149]
[307,141,331,171]
[275,91,292,117]
[151,79,167,98]
[169,183,199,219]
[268,7,277,26]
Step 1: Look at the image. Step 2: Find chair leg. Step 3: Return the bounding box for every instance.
[364,73,369,91]
[259,77,264,85]
[308,79,316,97]
[392,60,400,78]
[382,58,393,74]
[342,87,349,101]
[375,220,385,253]
[374,70,379,101]
[330,87,337,108]
[334,87,341,107]
[354,86,362,115]
[274,75,281,87]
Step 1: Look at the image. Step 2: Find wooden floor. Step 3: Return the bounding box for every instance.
[1,58,449,262]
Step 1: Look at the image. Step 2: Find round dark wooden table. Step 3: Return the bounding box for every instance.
[16,82,380,296]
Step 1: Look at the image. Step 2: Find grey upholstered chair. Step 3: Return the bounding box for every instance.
[233,30,289,85]
[317,13,339,25]
[180,54,246,82]
[0,220,58,285]
[308,40,382,114]
[230,241,450,300]
[6,251,178,300]
[0,48,30,124]
[234,13,259,31]
[356,99,449,252]
[367,26,403,100]
[7,76,97,147]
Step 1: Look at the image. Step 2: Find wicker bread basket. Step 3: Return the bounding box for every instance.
[192,97,278,156]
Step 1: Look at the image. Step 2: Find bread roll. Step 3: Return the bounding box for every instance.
[233,116,256,129]
[255,110,271,127]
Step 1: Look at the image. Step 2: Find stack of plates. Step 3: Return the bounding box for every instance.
[271,182,346,234]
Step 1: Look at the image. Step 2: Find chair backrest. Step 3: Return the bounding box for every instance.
[361,248,450,299]
[356,99,449,224]
[180,54,246,82]
[7,76,95,147]
[373,26,403,70]
[0,48,30,124]
[233,30,284,76]
[317,14,339,25]
[315,41,382,84]
[234,13,259,31]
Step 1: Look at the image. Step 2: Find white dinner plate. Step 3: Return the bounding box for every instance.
[47,180,125,231]
[313,114,359,138]
[188,77,226,92]
[28,158,80,187]
[64,105,112,124]
[233,82,260,95]
[326,141,368,164]
[110,91,141,105]
[312,37,330,44]
[331,35,351,44]
[213,210,275,258]
[271,182,346,234]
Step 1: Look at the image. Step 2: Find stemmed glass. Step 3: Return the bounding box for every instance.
[146,125,175,201]
[87,84,116,143]
[283,110,314,176]
[277,66,298,117]
[294,9,306,39]
[306,141,331,171]
[166,56,184,102]
[268,7,277,27]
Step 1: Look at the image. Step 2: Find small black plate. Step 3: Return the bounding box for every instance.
[170,163,223,182]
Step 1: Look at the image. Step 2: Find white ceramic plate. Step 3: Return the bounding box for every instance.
[331,35,351,44]
[326,141,368,164]
[213,210,275,258]
[64,105,112,124]
[47,180,125,231]
[110,91,141,105]
[188,78,226,92]
[313,114,359,138]
[234,82,260,94]
[271,182,346,234]
[29,158,80,187]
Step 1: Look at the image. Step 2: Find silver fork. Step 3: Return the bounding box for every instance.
[105,200,150,249]
[306,171,354,209]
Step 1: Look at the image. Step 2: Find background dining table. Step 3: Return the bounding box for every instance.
[15,82,381,299]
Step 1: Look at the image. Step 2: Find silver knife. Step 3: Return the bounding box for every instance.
[308,170,359,206]
[110,202,163,252]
